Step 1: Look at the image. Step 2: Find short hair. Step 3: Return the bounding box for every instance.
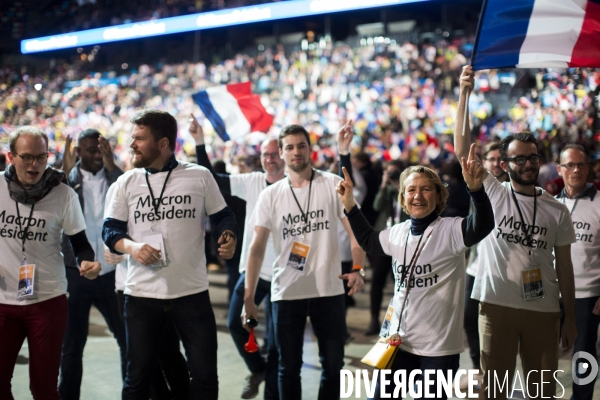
[482,142,500,159]
[398,165,449,216]
[131,110,177,151]
[499,132,538,161]
[387,159,405,171]
[278,125,311,149]
[78,129,101,145]
[560,143,587,162]
[9,126,49,154]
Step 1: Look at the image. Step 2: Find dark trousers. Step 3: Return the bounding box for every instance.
[464,274,480,369]
[272,294,346,400]
[117,290,189,400]
[122,292,217,400]
[572,296,600,400]
[369,350,460,400]
[368,254,393,320]
[0,295,68,400]
[59,269,126,400]
[227,273,279,399]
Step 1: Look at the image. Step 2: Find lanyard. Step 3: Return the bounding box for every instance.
[561,197,579,215]
[510,186,537,256]
[15,201,35,264]
[288,169,314,227]
[396,219,438,292]
[145,169,174,229]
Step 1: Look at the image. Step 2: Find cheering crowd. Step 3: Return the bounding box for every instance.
[1,29,600,400]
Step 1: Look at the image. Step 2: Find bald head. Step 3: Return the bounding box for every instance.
[260,138,285,182]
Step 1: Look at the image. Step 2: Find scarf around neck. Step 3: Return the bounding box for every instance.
[4,165,66,205]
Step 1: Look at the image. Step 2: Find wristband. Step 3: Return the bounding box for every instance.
[352,265,365,277]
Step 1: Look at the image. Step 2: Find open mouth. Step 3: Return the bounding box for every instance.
[27,171,39,179]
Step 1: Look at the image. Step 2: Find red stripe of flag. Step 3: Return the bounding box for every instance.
[569,0,600,67]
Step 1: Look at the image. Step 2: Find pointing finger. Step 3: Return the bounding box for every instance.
[341,167,352,184]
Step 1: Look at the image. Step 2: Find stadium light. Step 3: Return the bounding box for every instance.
[21,0,427,54]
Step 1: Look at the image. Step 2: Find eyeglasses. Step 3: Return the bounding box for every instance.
[261,152,280,159]
[560,162,587,170]
[15,153,49,165]
[505,154,541,165]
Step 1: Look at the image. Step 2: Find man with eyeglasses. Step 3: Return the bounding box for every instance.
[0,126,101,399]
[455,66,577,399]
[189,114,283,400]
[556,144,600,400]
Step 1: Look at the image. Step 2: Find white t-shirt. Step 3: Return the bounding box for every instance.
[105,162,227,299]
[472,173,576,312]
[558,194,600,298]
[81,167,114,274]
[105,182,127,291]
[253,169,346,301]
[0,175,86,305]
[380,218,468,357]
[230,171,276,281]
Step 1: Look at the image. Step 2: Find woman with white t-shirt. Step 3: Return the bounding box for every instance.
[336,145,494,400]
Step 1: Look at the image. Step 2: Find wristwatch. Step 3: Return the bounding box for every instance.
[352,265,365,277]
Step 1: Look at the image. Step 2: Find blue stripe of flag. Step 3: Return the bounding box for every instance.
[192,91,231,141]
[472,0,536,70]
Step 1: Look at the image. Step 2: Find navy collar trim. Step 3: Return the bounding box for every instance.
[557,183,597,200]
[145,154,178,174]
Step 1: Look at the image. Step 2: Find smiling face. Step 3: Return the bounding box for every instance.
[402,172,439,219]
[483,149,504,179]
[260,138,285,177]
[7,134,48,188]
[77,137,104,174]
[501,140,540,186]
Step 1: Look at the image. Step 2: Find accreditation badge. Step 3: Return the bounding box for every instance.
[286,241,310,272]
[379,298,395,338]
[17,263,35,298]
[141,230,167,268]
[522,267,544,300]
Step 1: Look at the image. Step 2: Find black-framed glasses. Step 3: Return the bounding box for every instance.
[15,153,49,165]
[560,162,587,170]
[505,154,541,165]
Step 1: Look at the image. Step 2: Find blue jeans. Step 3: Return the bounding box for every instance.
[122,290,218,400]
[59,269,127,400]
[370,350,460,400]
[272,294,346,400]
[572,296,600,400]
[227,273,279,399]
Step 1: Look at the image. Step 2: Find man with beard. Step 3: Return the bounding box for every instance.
[242,125,366,400]
[58,129,127,399]
[455,66,577,400]
[555,144,600,400]
[190,114,283,400]
[102,109,238,399]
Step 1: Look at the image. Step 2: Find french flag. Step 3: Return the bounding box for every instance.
[192,82,274,141]
[472,0,600,70]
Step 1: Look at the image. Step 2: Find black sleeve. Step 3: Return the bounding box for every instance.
[338,154,355,184]
[196,144,232,194]
[68,230,95,266]
[461,186,495,247]
[208,206,239,242]
[345,205,386,255]
[102,217,130,255]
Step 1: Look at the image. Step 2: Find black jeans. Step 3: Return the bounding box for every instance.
[59,269,126,400]
[463,274,480,369]
[572,296,600,400]
[122,291,218,400]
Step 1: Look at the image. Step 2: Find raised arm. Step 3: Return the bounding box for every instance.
[454,65,475,161]
[336,167,386,255]
[189,113,232,194]
[460,144,495,247]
